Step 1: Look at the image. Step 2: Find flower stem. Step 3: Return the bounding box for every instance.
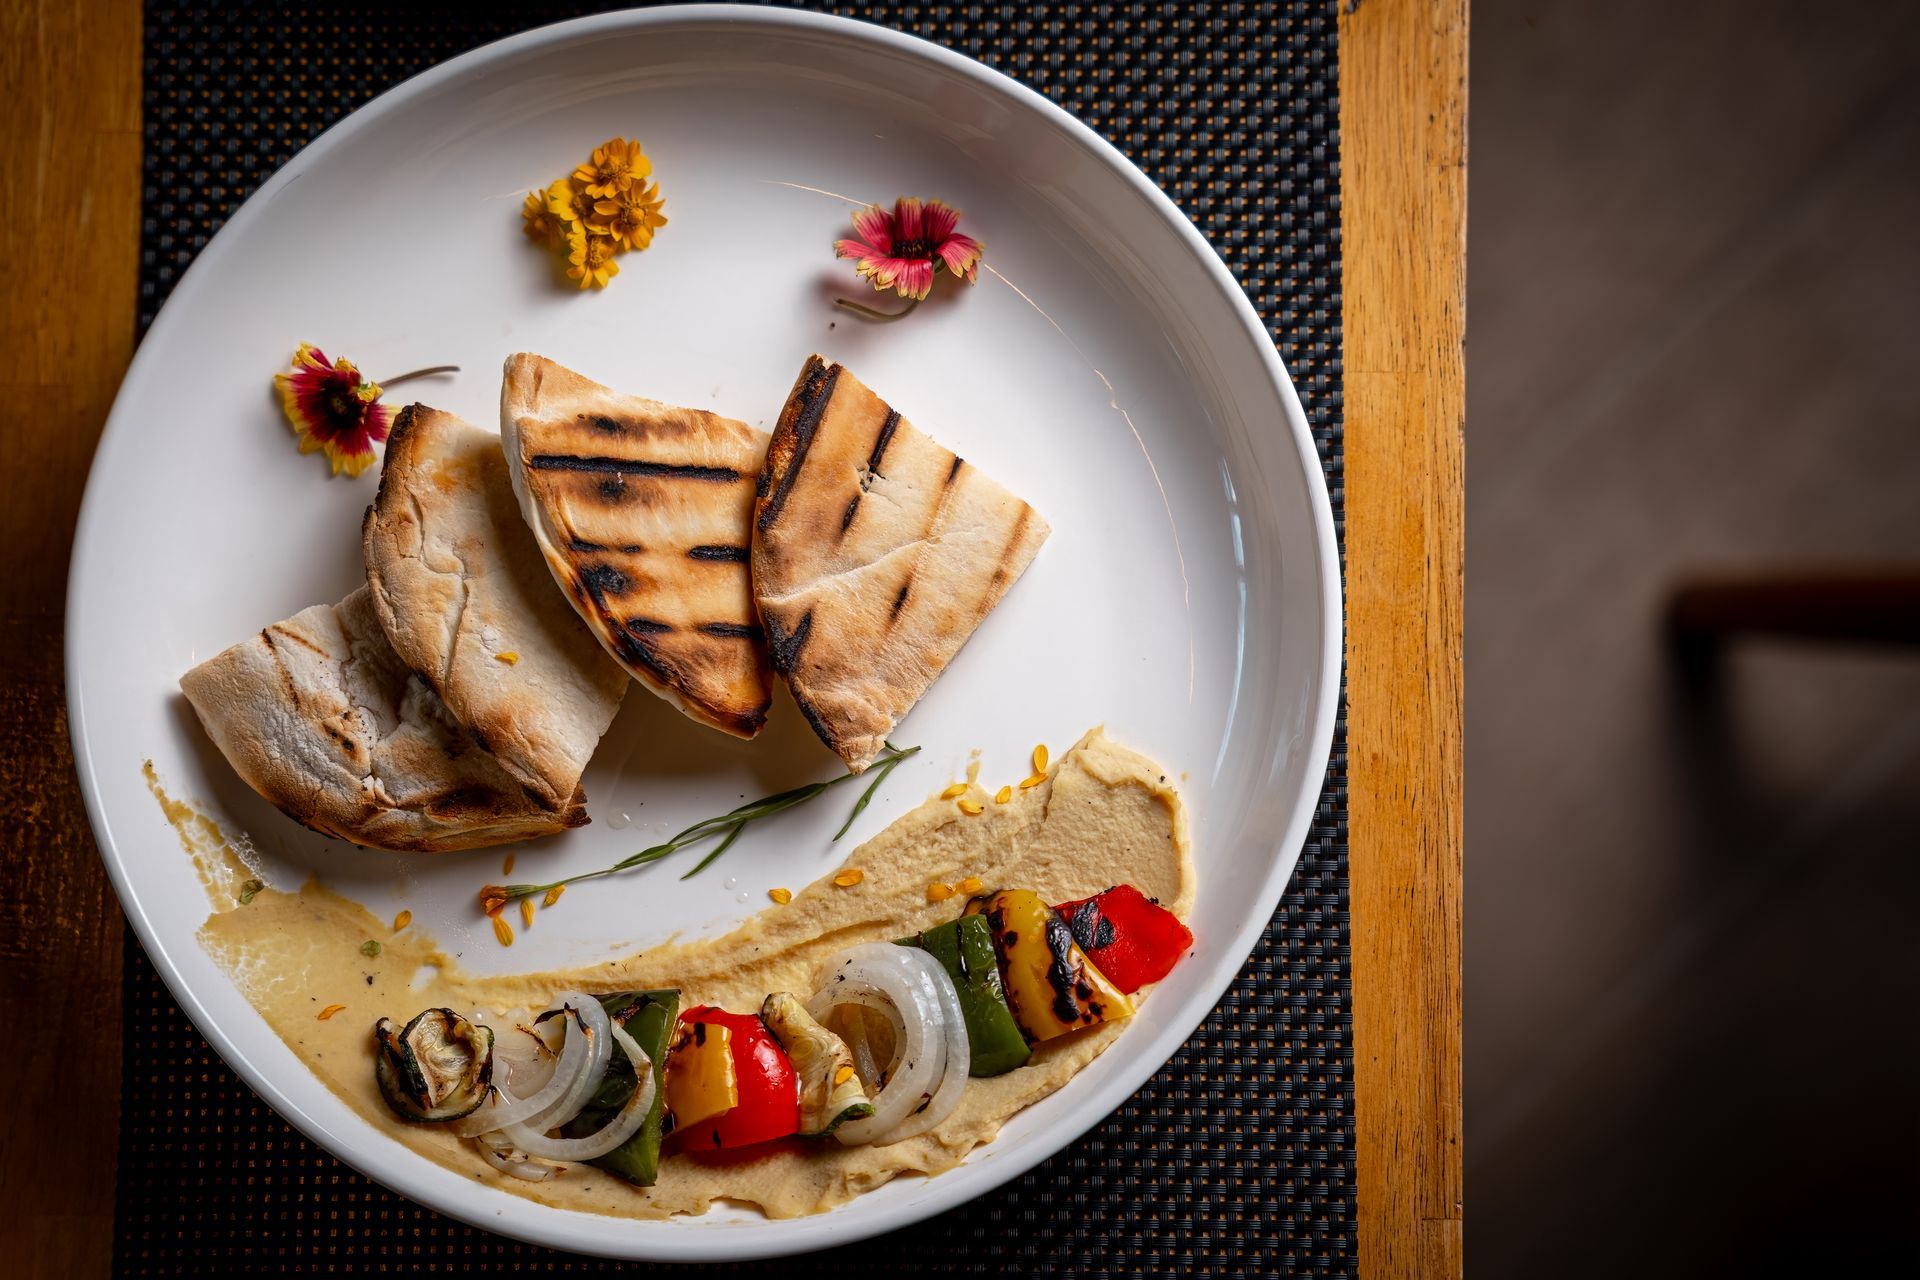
[477,743,921,911]
[833,296,921,322]
[378,364,462,388]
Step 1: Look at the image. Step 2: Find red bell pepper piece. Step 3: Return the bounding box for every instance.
[670,1005,800,1152]
[1054,884,1193,993]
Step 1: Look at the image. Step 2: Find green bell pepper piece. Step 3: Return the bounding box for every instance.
[560,989,678,1185]
[899,915,1032,1077]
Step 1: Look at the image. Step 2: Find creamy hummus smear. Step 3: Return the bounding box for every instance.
[154,729,1192,1219]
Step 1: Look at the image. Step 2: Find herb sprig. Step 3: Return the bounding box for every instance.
[480,743,919,913]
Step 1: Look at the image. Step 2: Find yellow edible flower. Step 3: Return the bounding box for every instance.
[574,137,652,199]
[546,177,600,229]
[521,190,563,248]
[595,180,669,252]
[566,225,620,290]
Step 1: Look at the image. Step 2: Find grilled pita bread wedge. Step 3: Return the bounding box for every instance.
[752,355,1049,771]
[499,353,773,738]
[180,589,585,853]
[363,404,628,812]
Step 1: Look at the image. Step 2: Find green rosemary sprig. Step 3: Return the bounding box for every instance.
[479,743,919,912]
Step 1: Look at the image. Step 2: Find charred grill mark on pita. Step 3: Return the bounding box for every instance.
[698,621,763,640]
[889,580,912,620]
[763,610,813,676]
[582,413,623,434]
[839,495,862,534]
[578,563,631,608]
[530,454,741,483]
[945,455,965,485]
[624,617,673,635]
[867,408,900,475]
[758,358,840,531]
[687,544,749,562]
[569,537,608,553]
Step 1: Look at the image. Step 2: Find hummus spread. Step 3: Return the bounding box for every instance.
[166,728,1192,1219]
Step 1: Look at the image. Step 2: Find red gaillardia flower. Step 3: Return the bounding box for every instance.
[835,197,983,304]
[274,344,391,477]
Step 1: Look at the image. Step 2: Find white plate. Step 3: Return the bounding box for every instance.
[67,5,1339,1262]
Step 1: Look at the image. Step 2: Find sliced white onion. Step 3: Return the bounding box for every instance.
[807,943,952,1146]
[476,1131,562,1181]
[499,1020,656,1162]
[516,992,612,1134]
[453,993,602,1137]
[881,950,971,1142]
[474,1012,562,1098]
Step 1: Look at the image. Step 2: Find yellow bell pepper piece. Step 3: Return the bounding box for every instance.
[664,1018,737,1131]
[973,889,1132,1043]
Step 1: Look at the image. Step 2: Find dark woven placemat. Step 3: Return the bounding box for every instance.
[119,2,1348,1273]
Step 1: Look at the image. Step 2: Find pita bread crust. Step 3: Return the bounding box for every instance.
[751,355,1049,771]
[499,353,773,738]
[363,404,628,811]
[179,589,584,853]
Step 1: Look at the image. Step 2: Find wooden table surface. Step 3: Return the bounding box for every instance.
[0,2,1463,1275]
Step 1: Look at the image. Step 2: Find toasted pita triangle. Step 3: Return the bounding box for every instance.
[180,588,585,853]
[363,404,629,811]
[499,355,774,738]
[752,356,1049,771]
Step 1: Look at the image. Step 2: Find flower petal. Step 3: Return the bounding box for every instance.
[938,232,984,283]
[849,204,894,255]
[835,237,883,262]
[893,196,925,249]
[920,199,961,245]
[895,258,936,301]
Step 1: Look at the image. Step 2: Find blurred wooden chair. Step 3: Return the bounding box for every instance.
[1665,568,1920,676]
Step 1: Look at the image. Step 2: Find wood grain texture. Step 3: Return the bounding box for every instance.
[0,0,141,1275]
[1339,0,1468,1276]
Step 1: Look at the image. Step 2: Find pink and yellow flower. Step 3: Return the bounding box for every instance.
[834,197,983,301]
[273,344,390,477]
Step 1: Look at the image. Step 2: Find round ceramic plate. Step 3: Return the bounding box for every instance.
[67,6,1339,1262]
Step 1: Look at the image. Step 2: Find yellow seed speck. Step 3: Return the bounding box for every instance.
[496,651,520,665]
[1019,773,1045,790]
[834,1064,856,1086]
[833,868,865,888]
[520,898,534,928]
[503,853,516,876]
[956,876,985,896]
[926,882,955,903]
[492,913,514,947]
[995,784,1012,804]
[956,798,984,816]
[938,782,969,800]
[769,887,793,905]
[392,909,412,932]
[543,885,566,908]
[1032,743,1049,774]
[317,1003,347,1021]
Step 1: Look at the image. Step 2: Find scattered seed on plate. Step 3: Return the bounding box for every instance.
[956,798,984,816]
[495,651,520,665]
[359,939,381,958]
[317,1004,347,1021]
[392,909,412,932]
[520,898,535,928]
[1019,773,1045,790]
[502,852,516,876]
[1031,743,1049,774]
[543,885,566,908]
[492,913,514,947]
[832,868,865,888]
[926,881,955,903]
[956,876,985,896]
[769,887,793,905]
[995,784,1013,804]
[938,782,969,800]
[834,1064,857,1086]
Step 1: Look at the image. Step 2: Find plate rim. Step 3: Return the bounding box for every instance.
[66,3,1343,1261]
